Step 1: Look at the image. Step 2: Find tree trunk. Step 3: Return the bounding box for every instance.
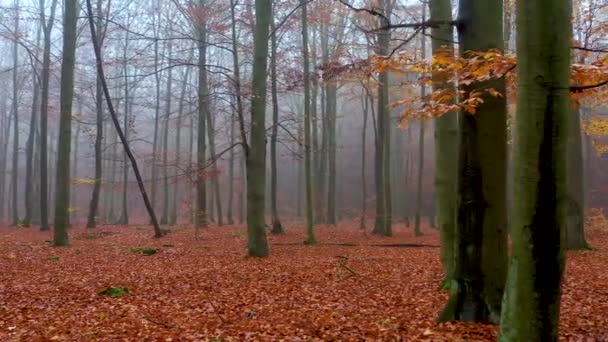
[161,39,173,225]
[171,65,191,226]
[269,9,284,234]
[206,91,223,226]
[10,0,21,226]
[499,0,570,339]
[372,1,393,237]
[53,0,78,246]
[360,90,369,230]
[24,23,42,228]
[150,19,162,218]
[118,30,130,226]
[246,0,271,256]
[413,5,428,237]
[326,82,337,225]
[302,0,316,245]
[86,0,105,229]
[195,1,208,228]
[430,0,458,288]
[439,0,508,323]
[71,103,81,222]
[0,93,10,221]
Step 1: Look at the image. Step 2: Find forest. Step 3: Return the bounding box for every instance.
[1,0,608,340]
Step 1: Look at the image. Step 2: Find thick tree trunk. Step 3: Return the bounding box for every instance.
[53,0,78,246]
[246,0,271,256]
[499,0,570,339]
[430,0,458,288]
[439,0,508,323]
[372,2,393,237]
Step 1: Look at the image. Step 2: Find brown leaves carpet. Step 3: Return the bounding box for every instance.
[1,221,607,341]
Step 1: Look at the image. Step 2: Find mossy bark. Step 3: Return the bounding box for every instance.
[499,0,570,340]
[440,0,508,323]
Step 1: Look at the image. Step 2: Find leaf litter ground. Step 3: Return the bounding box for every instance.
[1,221,607,341]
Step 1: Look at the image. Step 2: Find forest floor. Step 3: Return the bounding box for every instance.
[1,219,608,341]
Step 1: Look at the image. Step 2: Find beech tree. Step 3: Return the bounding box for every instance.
[246,0,271,257]
[53,0,78,246]
[499,0,571,339]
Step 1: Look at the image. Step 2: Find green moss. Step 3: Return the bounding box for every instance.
[98,287,129,298]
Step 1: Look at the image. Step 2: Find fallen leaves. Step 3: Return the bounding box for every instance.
[0,220,606,340]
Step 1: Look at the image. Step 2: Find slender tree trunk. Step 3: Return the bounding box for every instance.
[246,0,272,256]
[206,93,223,226]
[359,90,369,230]
[431,0,459,285]
[499,0,570,339]
[10,0,21,226]
[24,24,42,227]
[195,1,208,227]
[326,82,337,225]
[71,103,81,221]
[439,0,508,323]
[161,39,173,225]
[227,101,235,225]
[302,0,316,244]
[269,9,284,234]
[118,30,130,225]
[39,0,58,231]
[0,99,10,221]
[150,25,162,217]
[171,65,191,226]
[414,7,428,237]
[86,0,105,229]
[53,0,78,246]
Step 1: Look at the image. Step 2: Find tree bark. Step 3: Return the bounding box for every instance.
[565,108,589,250]
[269,8,284,234]
[53,0,78,246]
[439,0,508,323]
[86,0,105,229]
[499,0,570,339]
[430,0,458,288]
[246,0,272,256]
[302,0,316,245]
[195,0,208,228]
[10,0,21,226]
